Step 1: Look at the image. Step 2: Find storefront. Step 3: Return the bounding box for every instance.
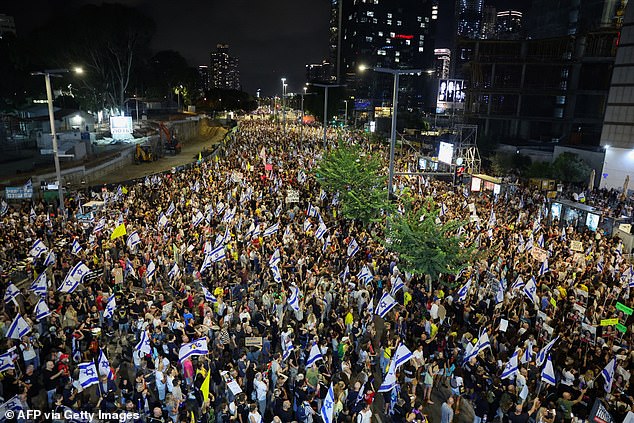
[550,199,603,232]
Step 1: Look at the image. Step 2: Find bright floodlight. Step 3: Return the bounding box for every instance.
[358,64,368,72]
[73,67,84,74]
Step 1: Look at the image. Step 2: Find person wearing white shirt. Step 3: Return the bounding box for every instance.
[253,372,268,416]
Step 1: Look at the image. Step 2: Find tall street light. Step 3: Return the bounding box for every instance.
[359,65,421,199]
[31,67,84,218]
[310,83,345,149]
[281,78,286,131]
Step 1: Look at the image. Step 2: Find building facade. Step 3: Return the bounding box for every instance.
[496,10,523,40]
[197,65,211,92]
[210,44,241,91]
[456,0,484,39]
[434,48,451,79]
[306,60,336,83]
[0,14,16,39]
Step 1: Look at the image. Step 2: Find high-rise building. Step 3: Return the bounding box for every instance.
[0,14,16,39]
[434,48,451,79]
[197,65,211,92]
[496,10,523,39]
[457,0,484,39]
[481,6,497,39]
[329,0,343,82]
[333,0,437,109]
[210,44,241,91]
[306,60,336,83]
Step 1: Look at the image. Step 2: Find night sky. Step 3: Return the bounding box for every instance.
[4,0,531,96]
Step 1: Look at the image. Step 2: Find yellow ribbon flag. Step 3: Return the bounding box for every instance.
[198,152,202,162]
[121,186,128,195]
[110,223,127,240]
[200,369,211,403]
[190,411,195,423]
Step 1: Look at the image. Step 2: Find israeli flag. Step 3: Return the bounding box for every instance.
[307,203,319,218]
[29,207,37,223]
[320,189,327,201]
[500,349,519,380]
[178,338,209,363]
[537,234,545,248]
[216,201,226,215]
[126,231,141,250]
[288,285,300,312]
[439,203,447,217]
[222,206,236,223]
[323,235,332,253]
[347,237,359,258]
[521,343,533,364]
[560,229,567,242]
[536,336,559,367]
[59,262,90,293]
[339,264,350,283]
[263,222,279,237]
[0,395,25,416]
[602,357,617,392]
[271,264,283,283]
[597,259,604,273]
[43,251,56,268]
[274,203,283,218]
[357,265,373,285]
[616,242,623,257]
[378,359,397,392]
[320,383,335,423]
[167,263,180,279]
[35,298,52,321]
[538,259,549,276]
[332,192,340,205]
[71,239,82,255]
[4,283,20,304]
[98,349,114,379]
[103,295,116,319]
[7,313,31,339]
[488,209,496,228]
[390,276,405,297]
[135,330,152,354]
[93,218,106,234]
[218,226,230,246]
[209,244,226,262]
[525,237,534,252]
[456,279,472,302]
[523,276,538,304]
[29,239,48,257]
[192,210,205,227]
[78,362,99,389]
[0,200,7,217]
[463,328,491,363]
[202,286,217,303]
[146,260,156,280]
[306,343,323,367]
[166,201,176,217]
[393,343,413,369]
[496,279,506,304]
[315,221,327,240]
[303,219,312,232]
[282,339,295,361]
[511,275,525,291]
[157,212,169,229]
[541,354,556,386]
[269,248,281,267]
[0,352,14,372]
[297,169,307,184]
[374,292,397,318]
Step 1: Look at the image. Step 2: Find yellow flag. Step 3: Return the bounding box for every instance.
[190,411,195,423]
[121,186,128,195]
[198,152,202,162]
[549,297,557,308]
[200,368,211,403]
[110,223,126,240]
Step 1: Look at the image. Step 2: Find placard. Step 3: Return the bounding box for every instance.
[162,301,173,315]
[619,223,632,234]
[570,240,584,252]
[616,323,627,333]
[616,302,633,315]
[600,318,619,326]
[285,189,300,204]
[499,319,508,332]
[531,247,548,263]
[245,337,263,348]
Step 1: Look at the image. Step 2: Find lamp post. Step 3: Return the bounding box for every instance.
[31,67,84,218]
[358,66,421,199]
[281,78,286,131]
[311,83,345,149]
[344,99,348,128]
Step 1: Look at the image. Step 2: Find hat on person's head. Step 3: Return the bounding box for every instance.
[60,354,70,361]
[296,373,304,381]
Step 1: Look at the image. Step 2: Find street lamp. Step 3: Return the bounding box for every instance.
[31,67,84,218]
[281,78,286,130]
[343,99,348,128]
[358,65,421,199]
[310,83,345,148]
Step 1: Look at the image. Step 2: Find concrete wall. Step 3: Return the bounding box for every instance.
[553,146,605,188]
[497,144,554,163]
[169,119,199,144]
[600,146,634,191]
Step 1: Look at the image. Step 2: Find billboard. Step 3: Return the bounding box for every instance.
[110,116,133,140]
[438,142,454,165]
[437,79,466,113]
[354,99,372,110]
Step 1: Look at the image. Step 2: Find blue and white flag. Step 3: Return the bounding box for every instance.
[456,278,472,302]
[135,330,152,354]
[315,221,327,240]
[263,222,279,237]
[597,258,604,273]
[167,263,180,279]
[179,338,209,363]
[306,343,323,367]
[0,352,14,372]
[4,283,20,304]
[323,235,332,253]
[501,349,519,380]
[202,286,217,303]
[320,382,335,423]
[283,339,294,361]
[192,211,205,227]
[29,207,37,223]
[560,229,567,242]
[274,203,283,218]
[536,336,559,367]
[146,260,156,280]
[339,264,350,283]
[393,343,413,369]
[0,200,7,217]
[375,292,397,318]
[488,209,496,228]
[521,343,533,364]
[541,354,556,386]
[200,254,213,274]
[157,212,169,229]
[103,295,116,319]
[116,213,124,226]
[511,275,525,291]
[93,218,106,234]
[209,244,226,262]
[390,276,405,297]
[126,231,141,250]
[59,262,90,293]
[78,362,99,389]
[523,276,538,304]
[347,238,359,258]
[166,201,176,217]
[303,219,312,233]
[30,239,48,257]
[6,313,30,339]
[269,248,281,267]
[222,206,236,224]
[71,239,82,255]
[357,265,373,285]
[538,259,549,277]
[288,285,300,312]
[496,279,506,304]
[320,190,327,201]
[43,251,56,268]
[271,264,282,283]
[297,170,307,184]
[463,328,491,363]
[98,349,114,379]
[616,242,623,257]
[602,357,617,393]
[307,203,319,218]
[525,237,534,252]
[35,298,52,321]
[439,203,447,217]
[537,234,545,248]
[0,395,25,417]
[378,359,397,392]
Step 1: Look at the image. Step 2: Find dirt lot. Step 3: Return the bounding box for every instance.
[98,126,227,184]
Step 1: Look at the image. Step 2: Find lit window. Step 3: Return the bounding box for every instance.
[395,51,400,56]
[378,31,383,36]
[386,38,391,43]
[426,17,430,22]
[395,58,400,62]
[390,32,396,37]
[366,36,373,42]
[419,47,424,52]
[367,11,374,17]
[417,16,422,22]
[406,39,410,45]
[373,18,377,24]
[387,13,392,18]
[377,50,386,56]
[397,20,402,26]
[387,19,392,25]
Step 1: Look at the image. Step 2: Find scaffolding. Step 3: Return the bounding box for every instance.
[452,124,481,175]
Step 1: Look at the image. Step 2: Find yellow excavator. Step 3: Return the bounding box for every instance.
[135,144,154,163]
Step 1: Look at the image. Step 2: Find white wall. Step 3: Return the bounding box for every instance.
[600,147,634,191]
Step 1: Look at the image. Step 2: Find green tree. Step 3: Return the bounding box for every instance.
[384,197,474,283]
[490,152,532,176]
[550,152,592,183]
[526,161,553,179]
[314,142,393,225]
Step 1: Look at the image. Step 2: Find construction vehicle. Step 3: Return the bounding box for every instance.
[158,122,182,154]
[135,144,154,163]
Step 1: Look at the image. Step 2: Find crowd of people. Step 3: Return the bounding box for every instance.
[0,115,633,423]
